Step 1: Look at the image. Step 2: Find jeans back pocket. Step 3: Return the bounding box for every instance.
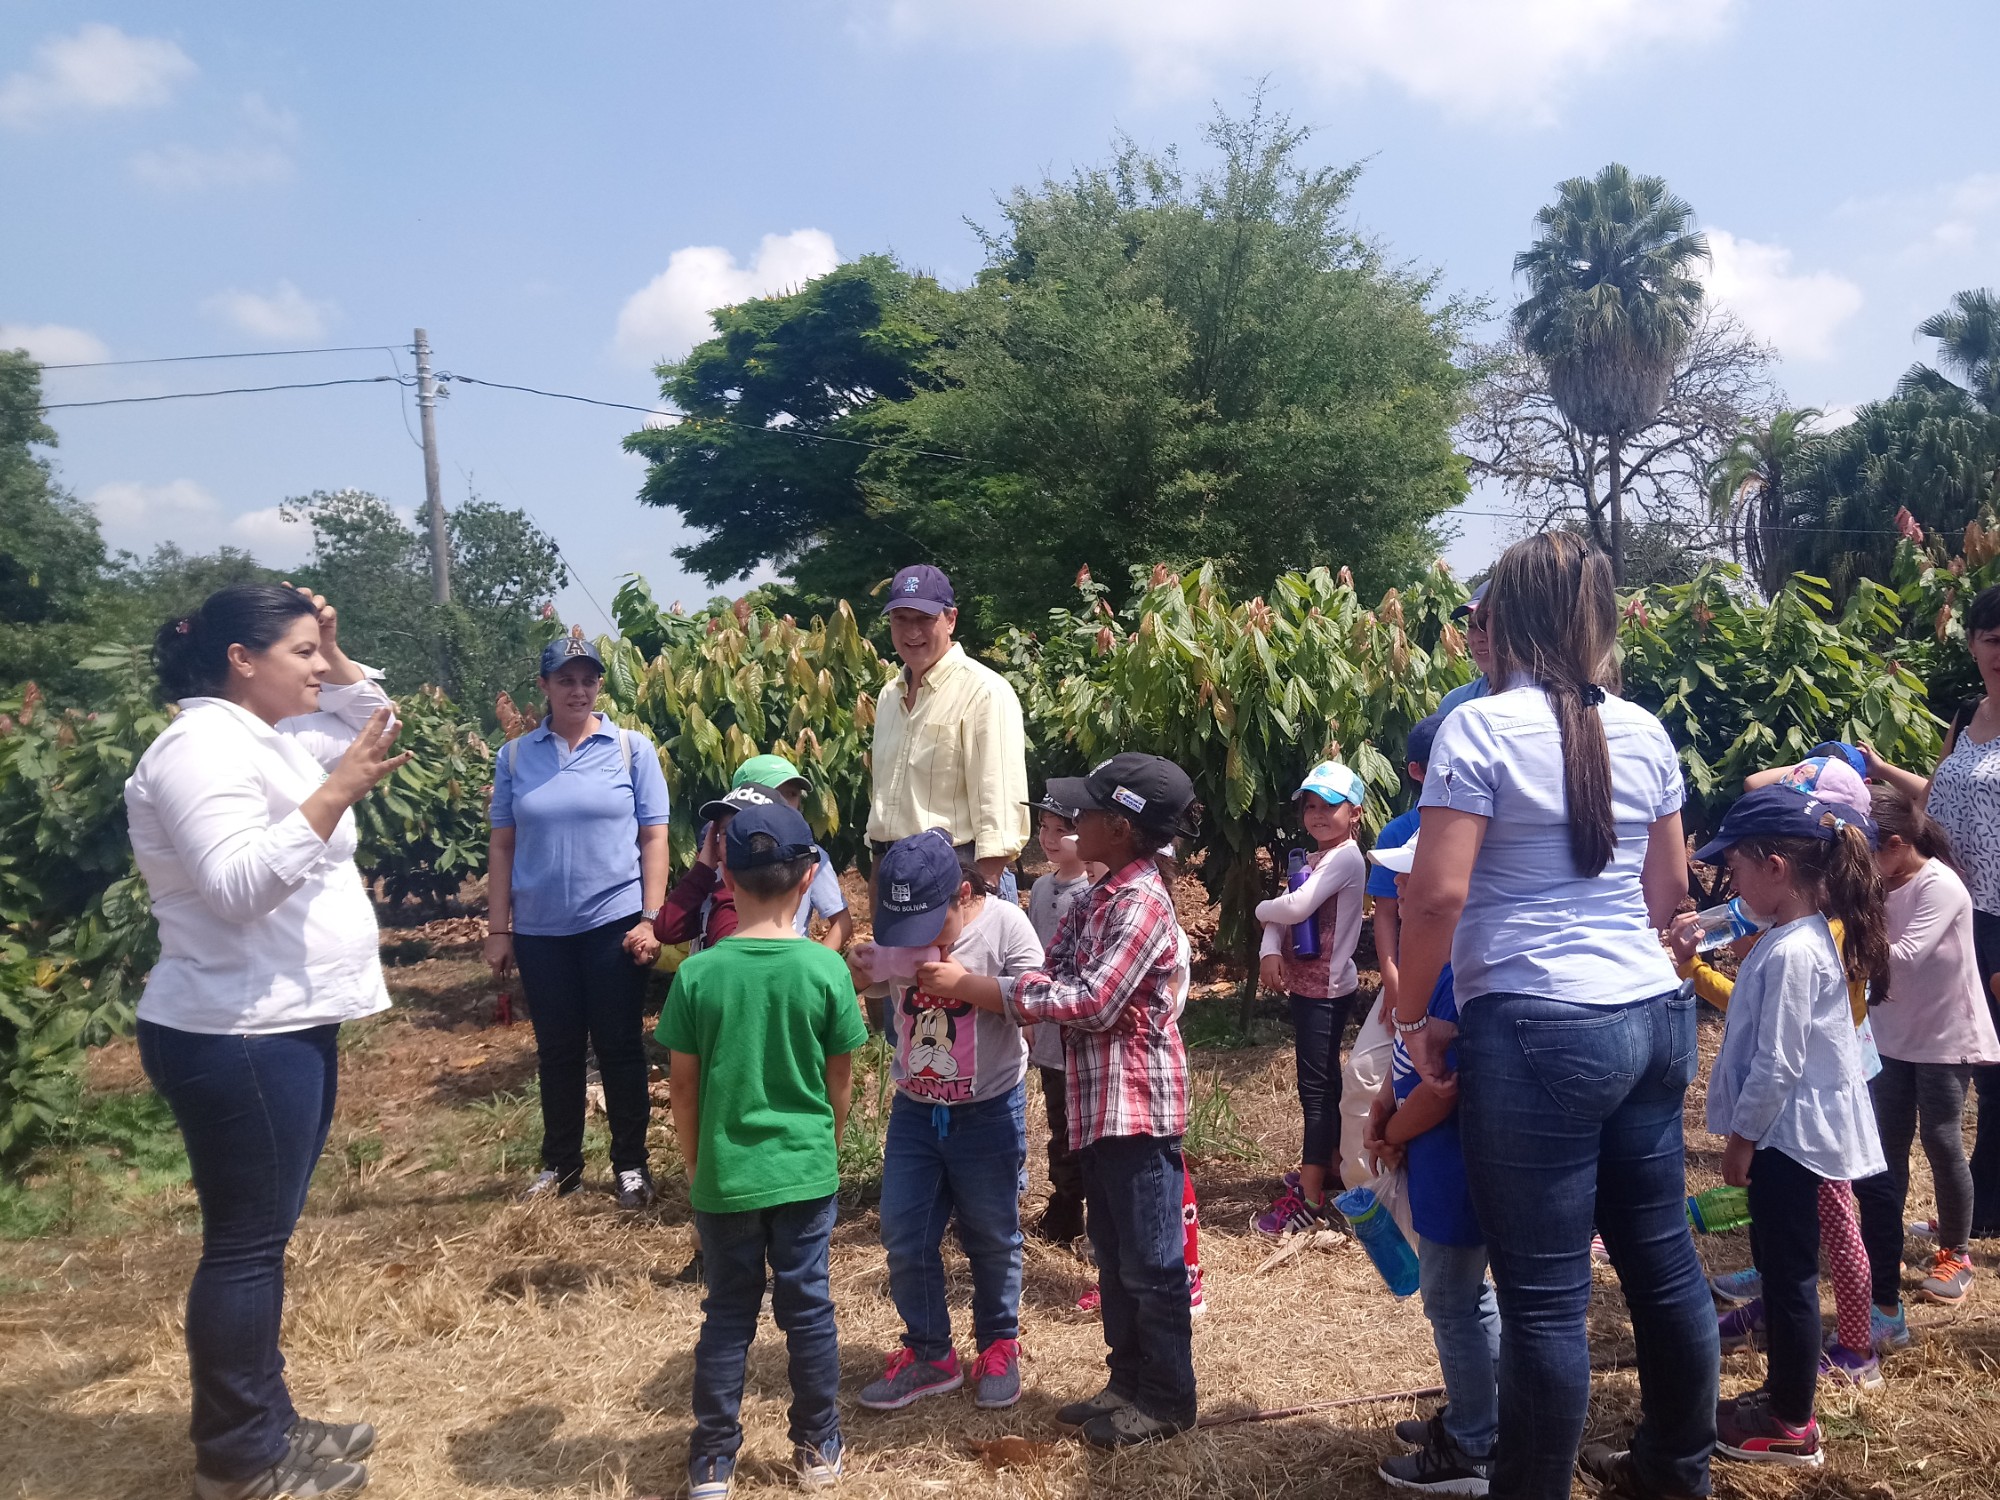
[1515,1009,1642,1123]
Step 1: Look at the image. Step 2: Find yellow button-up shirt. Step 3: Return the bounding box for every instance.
[866,643,1030,861]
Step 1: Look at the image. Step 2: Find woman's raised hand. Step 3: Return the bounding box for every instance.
[325,708,413,806]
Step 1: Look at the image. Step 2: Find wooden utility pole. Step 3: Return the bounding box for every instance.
[414,328,451,603]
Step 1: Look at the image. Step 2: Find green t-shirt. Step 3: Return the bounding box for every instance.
[657,937,868,1214]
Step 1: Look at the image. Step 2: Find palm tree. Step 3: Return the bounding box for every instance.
[1707,407,1823,598]
[1898,288,2000,414]
[1513,164,1710,582]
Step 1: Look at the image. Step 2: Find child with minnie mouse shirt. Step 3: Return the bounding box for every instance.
[849,830,1044,1415]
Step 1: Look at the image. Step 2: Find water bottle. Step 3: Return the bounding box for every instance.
[1286,849,1322,960]
[1686,1185,1751,1234]
[1692,897,1766,953]
[1334,1184,1420,1296]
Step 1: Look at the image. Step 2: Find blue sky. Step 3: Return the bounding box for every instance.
[4,2,1996,632]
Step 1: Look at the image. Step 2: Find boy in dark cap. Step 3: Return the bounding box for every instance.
[919,752,1199,1447]
[659,797,868,1497]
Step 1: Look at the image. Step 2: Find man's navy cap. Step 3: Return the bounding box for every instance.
[1044,753,1198,837]
[1451,579,1490,620]
[1693,783,1879,864]
[873,829,964,947]
[1405,710,1447,771]
[724,795,818,871]
[540,628,605,677]
[884,564,955,616]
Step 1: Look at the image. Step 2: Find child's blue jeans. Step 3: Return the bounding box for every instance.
[1416,1235,1500,1459]
[691,1194,841,1462]
[879,1083,1027,1359]
[1082,1132,1198,1425]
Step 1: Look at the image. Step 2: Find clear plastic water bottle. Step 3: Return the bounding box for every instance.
[1686,1185,1751,1234]
[1286,849,1322,960]
[1692,897,1766,953]
[1334,1184,1420,1296]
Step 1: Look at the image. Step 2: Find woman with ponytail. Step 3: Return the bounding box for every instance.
[1852,786,2000,1324]
[1394,533,1718,1500]
[126,584,411,1500]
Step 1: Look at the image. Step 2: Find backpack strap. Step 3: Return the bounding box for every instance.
[1950,694,1985,747]
[507,736,521,776]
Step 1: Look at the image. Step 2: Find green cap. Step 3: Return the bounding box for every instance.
[732,753,809,793]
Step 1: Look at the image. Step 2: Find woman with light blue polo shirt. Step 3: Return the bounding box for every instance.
[485,627,671,1207]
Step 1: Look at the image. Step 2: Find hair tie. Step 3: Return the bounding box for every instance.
[1581,684,1606,708]
[174,617,192,635]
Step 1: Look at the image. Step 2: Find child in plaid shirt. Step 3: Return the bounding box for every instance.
[920,752,1198,1448]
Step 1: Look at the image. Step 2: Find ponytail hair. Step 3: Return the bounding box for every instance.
[153,584,319,704]
[1870,783,1959,873]
[1485,532,1619,877]
[1735,827,1890,998]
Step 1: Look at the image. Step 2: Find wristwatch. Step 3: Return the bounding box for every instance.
[642,907,661,922]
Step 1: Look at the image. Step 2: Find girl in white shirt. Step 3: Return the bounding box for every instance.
[1853,787,2000,1320]
[126,585,410,1500]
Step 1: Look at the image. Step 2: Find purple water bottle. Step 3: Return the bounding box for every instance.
[1286,849,1321,959]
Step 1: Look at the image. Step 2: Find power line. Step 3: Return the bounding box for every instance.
[37,344,399,371]
[38,375,400,411]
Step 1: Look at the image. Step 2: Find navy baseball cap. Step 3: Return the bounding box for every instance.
[1452,579,1490,620]
[1693,783,1879,865]
[540,627,605,676]
[884,564,956,616]
[1809,740,1867,776]
[1405,710,1446,771]
[1044,753,1198,837]
[724,797,818,871]
[873,829,964,947]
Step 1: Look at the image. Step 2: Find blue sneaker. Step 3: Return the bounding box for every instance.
[1717,1298,1765,1353]
[796,1435,843,1492]
[1871,1302,1911,1353]
[1709,1267,1762,1306]
[689,1455,736,1500]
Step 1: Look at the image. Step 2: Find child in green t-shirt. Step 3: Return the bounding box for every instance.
[657,794,868,1498]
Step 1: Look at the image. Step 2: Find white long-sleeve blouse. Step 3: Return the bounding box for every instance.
[125,673,394,1034]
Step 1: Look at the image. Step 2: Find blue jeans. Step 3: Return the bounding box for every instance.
[1458,990,1717,1500]
[137,1020,340,1481]
[1417,1236,1500,1459]
[1081,1133,1197,1424]
[879,1084,1026,1358]
[692,1194,842,1462]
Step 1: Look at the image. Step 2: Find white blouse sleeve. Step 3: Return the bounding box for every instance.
[274,664,391,769]
[1254,845,1353,924]
[143,728,333,924]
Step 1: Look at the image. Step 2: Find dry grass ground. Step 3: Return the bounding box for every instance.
[5,927,2000,1499]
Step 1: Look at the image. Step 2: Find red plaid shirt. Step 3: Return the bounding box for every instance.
[1004,857,1188,1150]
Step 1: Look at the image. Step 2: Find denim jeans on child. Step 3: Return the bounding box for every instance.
[1458,990,1718,1500]
[1416,1236,1500,1459]
[691,1193,842,1462]
[1081,1132,1197,1425]
[137,1019,340,1482]
[879,1082,1027,1358]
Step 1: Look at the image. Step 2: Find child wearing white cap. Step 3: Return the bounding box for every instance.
[1251,761,1368,1235]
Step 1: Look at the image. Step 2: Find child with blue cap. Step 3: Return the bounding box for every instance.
[1251,759,1368,1234]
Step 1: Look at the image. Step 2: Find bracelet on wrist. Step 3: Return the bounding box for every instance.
[1392,1012,1430,1035]
[489,928,512,937]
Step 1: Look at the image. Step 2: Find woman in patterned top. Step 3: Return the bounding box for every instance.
[1865,581,2000,1236]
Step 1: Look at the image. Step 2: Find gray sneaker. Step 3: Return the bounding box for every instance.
[192,1448,367,1499]
[969,1339,1021,1409]
[1055,1384,1133,1429]
[1919,1248,1976,1304]
[520,1168,580,1201]
[287,1418,375,1463]
[1378,1437,1492,1495]
[856,1348,962,1410]
[613,1169,655,1209]
[1079,1403,1192,1448]
[795,1436,844,1491]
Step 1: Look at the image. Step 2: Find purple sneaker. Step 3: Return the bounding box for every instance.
[1717,1298,1766,1353]
[1254,1185,1324,1237]
[1819,1342,1884,1390]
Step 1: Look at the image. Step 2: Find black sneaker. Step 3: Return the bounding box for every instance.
[1378,1437,1491,1496]
[1031,1193,1086,1244]
[1395,1410,1449,1448]
[192,1448,366,1499]
[287,1417,376,1462]
[1055,1384,1135,1429]
[613,1168,656,1209]
[1079,1404,1192,1448]
[1577,1442,1705,1499]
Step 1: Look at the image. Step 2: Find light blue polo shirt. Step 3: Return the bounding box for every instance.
[490,717,671,937]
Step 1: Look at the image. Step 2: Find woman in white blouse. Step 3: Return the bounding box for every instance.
[1393,534,1716,1500]
[125,584,410,1500]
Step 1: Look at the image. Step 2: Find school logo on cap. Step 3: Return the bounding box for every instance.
[1112,785,1147,814]
[564,636,591,656]
[889,882,912,905]
[902,576,920,594]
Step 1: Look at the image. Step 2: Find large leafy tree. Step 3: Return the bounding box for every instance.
[1706,407,1824,599]
[1512,164,1710,583]
[623,255,938,607]
[1899,287,1999,414]
[886,102,1471,632]
[0,353,107,674]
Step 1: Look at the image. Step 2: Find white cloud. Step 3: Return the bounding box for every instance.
[1703,228,1863,362]
[0,321,109,365]
[872,0,1737,124]
[0,23,195,128]
[132,141,292,191]
[201,280,335,340]
[87,480,308,564]
[614,229,840,364]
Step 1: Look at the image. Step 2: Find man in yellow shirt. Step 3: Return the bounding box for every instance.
[867,565,1029,897]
